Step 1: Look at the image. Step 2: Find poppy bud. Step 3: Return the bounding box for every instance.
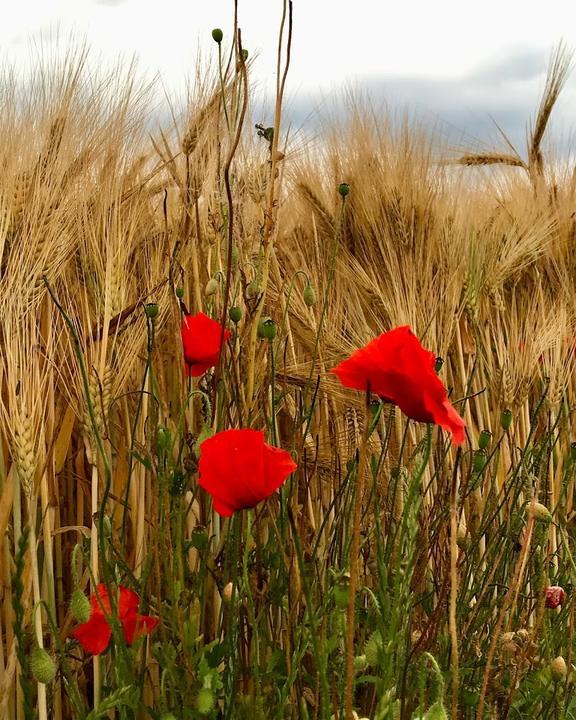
[353,655,367,672]
[333,573,350,610]
[190,525,209,550]
[205,278,219,297]
[222,581,234,603]
[545,585,566,609]
[70,588,91,623]
[196,687,215,714]
[258,317,277,341]
[30,646,57,684]
[500,409,512,432]
[338,182,350,197]
[472,450,487,473]
[246,280,259,299]
[303,284,316,307]
[211,28,223,43]
[529,502,552,522]
[478,430,492,450]
[229,306,242,324]
[364,630,383,667]
[241,49,248,61]
[144,303,158,319]
[550,656,568,682]
[434,356,444,373]
[100,514,112,538]
[175,286,184,299]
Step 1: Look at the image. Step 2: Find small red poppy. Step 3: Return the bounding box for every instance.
[545,585,566,609]
[197,429,297,517]
[332,326,466,445]
[181,312,231,377]
[72,584,158,655]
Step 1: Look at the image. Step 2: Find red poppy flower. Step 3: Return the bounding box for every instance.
[181,312,231,377]
[332,326,466,445]
[545,585,566,609]
[72,584,158,655]
[198,429,297,517]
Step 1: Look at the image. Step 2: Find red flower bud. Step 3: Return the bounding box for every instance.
[545,585,566,609]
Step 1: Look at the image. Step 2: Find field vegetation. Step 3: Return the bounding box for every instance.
[0,7,575,719]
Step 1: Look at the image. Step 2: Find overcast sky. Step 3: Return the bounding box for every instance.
[3,0,576,153]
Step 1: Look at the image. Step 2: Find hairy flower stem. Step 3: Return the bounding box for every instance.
[303,195,347,410]
[344,402,371,720]
[217,42,231,134]
[449,450,462,719]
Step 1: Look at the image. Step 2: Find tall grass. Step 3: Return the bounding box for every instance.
[0,20,575,720]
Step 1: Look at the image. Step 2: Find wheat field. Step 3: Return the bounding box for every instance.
[0,17,575,720]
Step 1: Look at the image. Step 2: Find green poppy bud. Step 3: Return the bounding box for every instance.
[30,646,57,684]
[353,655,368,672]
[229,306,242,324]
[196,687,215,714]
[263,127,274,143]
[211,28,223,43]
[303,284,316,307]
[258,317,277,340]
[70,588,91,623]
[205,278,219,297]
[333,573,350,610]
[144,303,158,319]
[241,49,248,61]
[500,409,512,432]
[434,356,443,373]
[472,450,487,473]
[364,630,383,667]
[338,182,350,197]
[175,286,184,299]
[190,525,209,551]
[478,430,492,450]
[246,280,259,299]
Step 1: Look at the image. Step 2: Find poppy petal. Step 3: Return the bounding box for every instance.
[123,612,159,646]
[72,613,112,655]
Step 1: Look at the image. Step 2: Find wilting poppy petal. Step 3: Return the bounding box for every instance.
[332,326,466,445]
[181,312,231,376]
[72,612,112,655]
[71,584,158,655]
[198,429,297,517]
[123,611,160,646]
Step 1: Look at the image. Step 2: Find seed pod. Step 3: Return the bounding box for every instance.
[338,182,350,197]
[303,284,316,307]
[500,409,513,432]
[70,589,91,623]
[229,306,242,324]
[241,49,249,61]
[211,28,223,43]
[550,656,568,682]
[258,317,277,340]
[30,646,57,684]
[175,286,184,299]
[473,450,487,473]
[144,303,159,319]
[478,430,492,450]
